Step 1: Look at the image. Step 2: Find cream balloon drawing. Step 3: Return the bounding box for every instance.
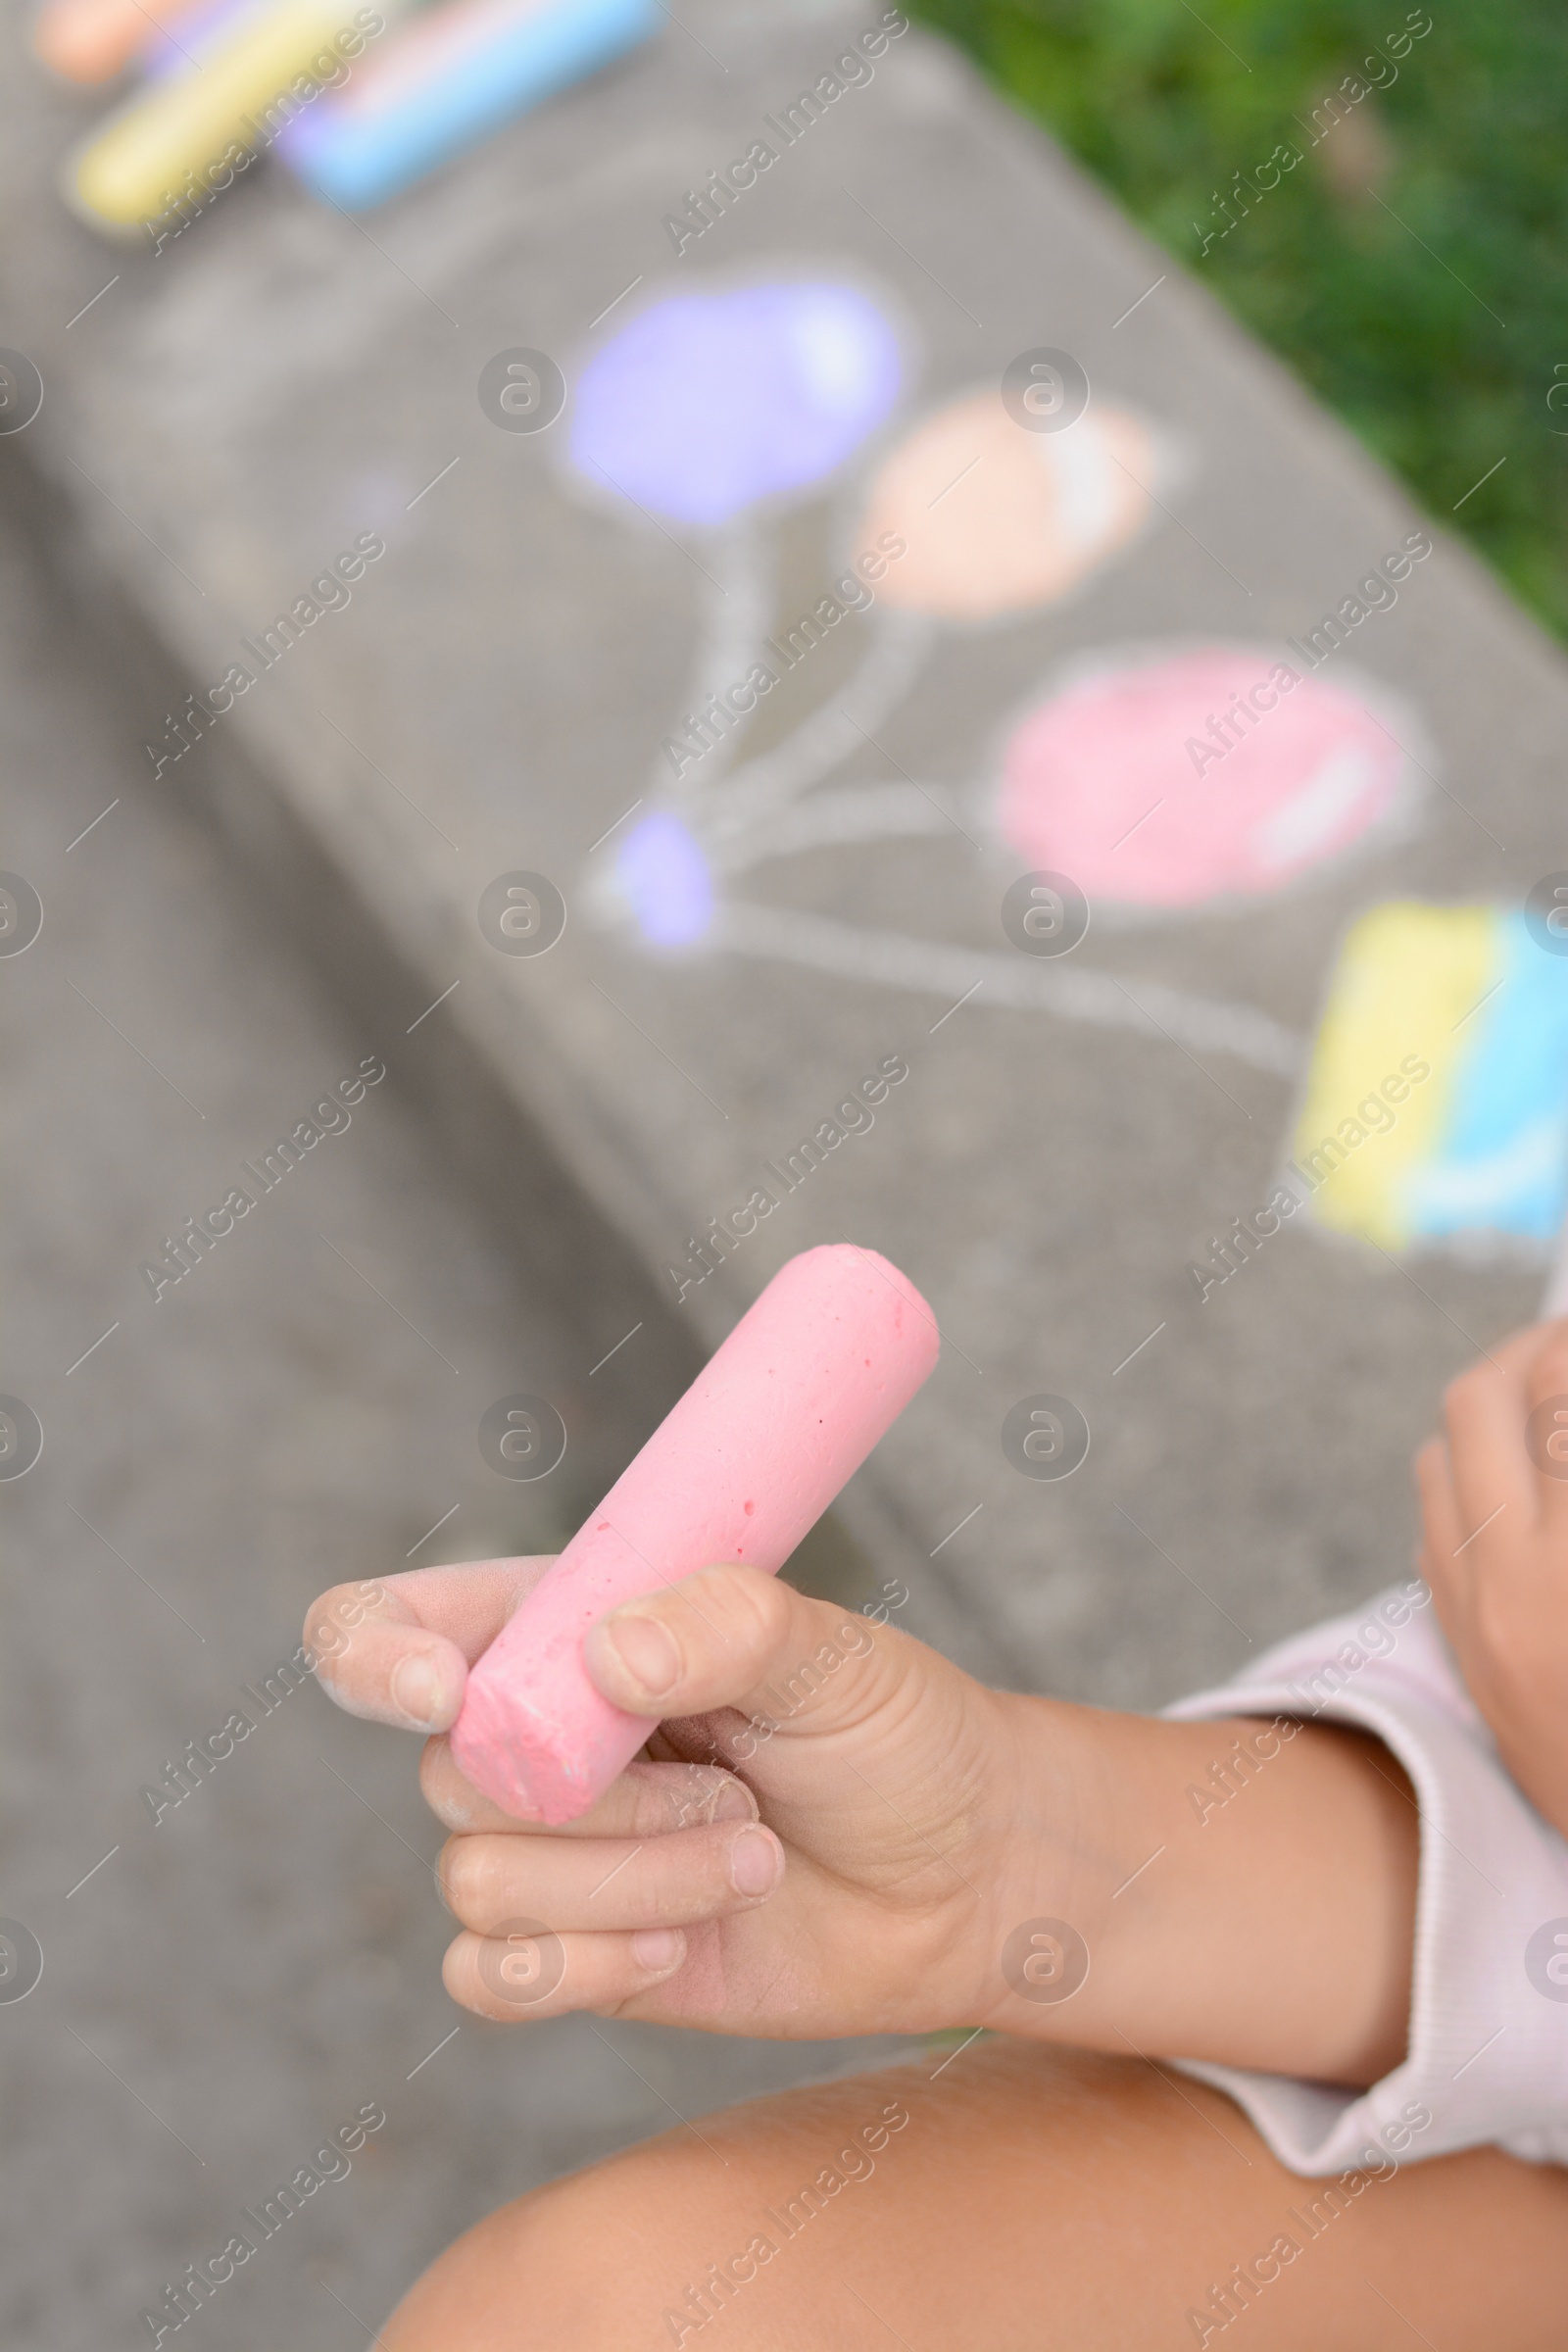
[557,270,1568,1262]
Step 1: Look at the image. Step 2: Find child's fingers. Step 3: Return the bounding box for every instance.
[1440,1356,1538,1553]
[1414,1438,1467,1605]
[418,1742,757,1838]
[306,1557,554,1732]
[441,1924,689,2023]
[438,1816,785,1937]
[315,1621,470,1733]
[1522,1322,1568,1535]
[582,1560,885,1730]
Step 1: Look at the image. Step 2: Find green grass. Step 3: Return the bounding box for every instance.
[911,0,1568,639]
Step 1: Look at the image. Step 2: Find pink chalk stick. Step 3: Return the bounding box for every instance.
[449,1244,939,1823]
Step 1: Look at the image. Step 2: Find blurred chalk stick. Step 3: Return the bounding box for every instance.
[66,0,406,232]
[276,0,659,211]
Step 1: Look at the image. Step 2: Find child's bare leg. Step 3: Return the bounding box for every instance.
[381,2039,1568,2351]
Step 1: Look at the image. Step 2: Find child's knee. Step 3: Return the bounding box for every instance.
[380,2136,731,2351]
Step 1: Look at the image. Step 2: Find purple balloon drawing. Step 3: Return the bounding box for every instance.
[568,280,904,527]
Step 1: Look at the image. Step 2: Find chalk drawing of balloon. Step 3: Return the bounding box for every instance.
[993,645,1423,915]
[665,636,1425,1077]
[855,391,1165,623]
[566,277,904,529]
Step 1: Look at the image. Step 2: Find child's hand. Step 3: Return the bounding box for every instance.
[1417,1318,1568,1841]
[308,1555,1420,2085]
[310,1558,1027,2038]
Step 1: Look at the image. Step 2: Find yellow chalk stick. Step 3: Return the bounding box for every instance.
[66,0,393,231]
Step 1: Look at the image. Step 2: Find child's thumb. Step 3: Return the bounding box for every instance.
[582,1561,886,1731]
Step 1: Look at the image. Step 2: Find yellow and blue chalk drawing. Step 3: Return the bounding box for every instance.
[1290,901,1568,1252]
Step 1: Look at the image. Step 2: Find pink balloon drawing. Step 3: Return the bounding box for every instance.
[995,646,1422,912]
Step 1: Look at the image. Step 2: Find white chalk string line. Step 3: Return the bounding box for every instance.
[707,782,956,870]
[698,609,937,842]
[713,902,1305,1078]
[662,515,776,802]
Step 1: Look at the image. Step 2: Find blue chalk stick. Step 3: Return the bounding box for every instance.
[279,0,658,209]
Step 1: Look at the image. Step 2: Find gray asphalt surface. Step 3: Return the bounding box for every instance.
[0,486,907,2352]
